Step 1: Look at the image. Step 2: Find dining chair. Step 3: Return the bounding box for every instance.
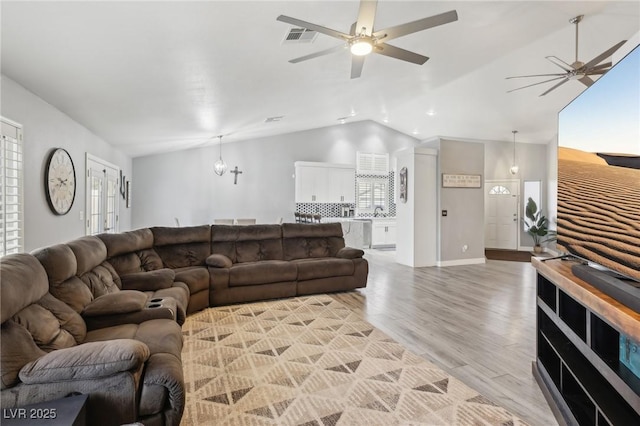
[213,219,234,225]
[235,218,256,225]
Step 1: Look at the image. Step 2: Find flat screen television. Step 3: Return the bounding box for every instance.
[557,43,640,288]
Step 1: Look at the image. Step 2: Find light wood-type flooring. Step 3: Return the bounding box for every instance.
[330,249,558,426]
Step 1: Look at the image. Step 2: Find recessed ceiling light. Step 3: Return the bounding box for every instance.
[412,130,419,135]
[382,117,389,123]
[337,116,349,124]
[426,110,436,116]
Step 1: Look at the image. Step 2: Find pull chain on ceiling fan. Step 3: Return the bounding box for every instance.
[276,0,458,79]
[506,15,626,96]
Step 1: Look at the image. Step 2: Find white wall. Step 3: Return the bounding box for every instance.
[132,120,418,228]
[1,75,132,251]
[439,139,486,264]
[395,147,438,267]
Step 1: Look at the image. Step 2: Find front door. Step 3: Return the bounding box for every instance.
[485,180,519,250]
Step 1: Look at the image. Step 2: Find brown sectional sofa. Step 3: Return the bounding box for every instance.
[0,222,367,425]
[208,223,368,305]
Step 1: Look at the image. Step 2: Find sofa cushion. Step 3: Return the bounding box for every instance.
[99,228,154,258]
[152,225,211,269]
[236,239,284,263]
[32,245,94,313]
[1,254,49,322]
[85,319,183,360]
[293,258,355,280]
[78,261,122,297]
[100,229,164,274]
[19,339,150,384]
[1,320,47,389]
[173,266,210,294]
[67,236,108,276]
[282,223,345,260]
[229,261,297,287]
[12,293,86,352]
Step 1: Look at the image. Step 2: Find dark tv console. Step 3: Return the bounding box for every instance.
[533,257,640,426]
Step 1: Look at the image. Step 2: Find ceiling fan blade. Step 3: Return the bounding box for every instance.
[288,44,347,63]
[506,73,567,80]
[582,40,627,69]
[276,15,351,41]
[587,62,611,72]
[374,43,428,65]
[351,55,365,79]
[586,69,607,76]
[507,76,566,93]
[356,0,377,36]
[373,10,458,42]
[578,76,594,87]
[539,78,570,96]
[546,56,574,72]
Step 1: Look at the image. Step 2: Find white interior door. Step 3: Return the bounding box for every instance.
[86,155,119,235]
[485,180,519,250]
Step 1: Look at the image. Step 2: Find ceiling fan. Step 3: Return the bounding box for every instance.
[506,15,626,96]
[276,0,458,78]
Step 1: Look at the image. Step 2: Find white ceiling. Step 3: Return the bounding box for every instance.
[2,1,639,157]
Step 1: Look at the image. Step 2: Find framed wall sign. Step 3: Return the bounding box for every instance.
[442,174,482,188]
[399,167,408,203]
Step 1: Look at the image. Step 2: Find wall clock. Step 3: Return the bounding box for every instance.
[45,148,76,215]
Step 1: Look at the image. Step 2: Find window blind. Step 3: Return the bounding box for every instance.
[1,119,24,255]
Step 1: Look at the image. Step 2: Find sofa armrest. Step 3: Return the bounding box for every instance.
[81,291,176,330]
[120,268,175,291]
[82,291,148,317]
[336,247,365,259]
[206,254,232,268]
[19,339,150,384]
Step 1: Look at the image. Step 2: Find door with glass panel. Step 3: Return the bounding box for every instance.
[86,155,119,235]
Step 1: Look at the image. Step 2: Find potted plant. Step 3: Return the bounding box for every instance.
[523,197,556,253]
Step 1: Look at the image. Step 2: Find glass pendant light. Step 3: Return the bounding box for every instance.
[213,135,227,176]
[509,130,519,175]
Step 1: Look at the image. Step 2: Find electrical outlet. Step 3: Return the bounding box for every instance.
[442,210,448,216]
[462,244,468,252]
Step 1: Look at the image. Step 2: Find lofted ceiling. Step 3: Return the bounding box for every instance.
[2,1,639,157]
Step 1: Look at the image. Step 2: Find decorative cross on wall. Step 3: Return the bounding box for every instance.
[230,166,243,185]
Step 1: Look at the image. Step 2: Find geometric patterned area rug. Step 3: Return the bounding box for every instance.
[181,295,528,425]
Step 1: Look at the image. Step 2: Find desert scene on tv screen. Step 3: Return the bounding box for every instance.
[557,147,640,281]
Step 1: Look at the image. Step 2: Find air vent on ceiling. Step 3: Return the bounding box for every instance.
[282,28,318,44]
[265,116,284,123]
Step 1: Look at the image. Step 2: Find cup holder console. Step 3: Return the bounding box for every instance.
[144,297,177,321]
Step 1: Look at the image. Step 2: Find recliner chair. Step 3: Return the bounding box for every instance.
[0,253,185,426]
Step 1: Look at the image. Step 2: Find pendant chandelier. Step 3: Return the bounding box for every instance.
[509,130,519,175]
[213,135,227,176]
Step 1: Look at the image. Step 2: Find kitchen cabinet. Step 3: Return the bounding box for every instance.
[371,219,396,246]
[295,162,355,203]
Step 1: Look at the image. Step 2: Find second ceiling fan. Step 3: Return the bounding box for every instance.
[506,15,626,96]
[276,0,458,78]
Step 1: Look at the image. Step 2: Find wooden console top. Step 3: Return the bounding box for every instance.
[533,257,640,341]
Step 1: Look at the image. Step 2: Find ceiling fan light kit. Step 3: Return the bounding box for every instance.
[350,38,373,56]
[277,0,458,78]
[506,14,626,96]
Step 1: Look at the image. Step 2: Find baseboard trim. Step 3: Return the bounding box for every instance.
[437,258,486,267]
